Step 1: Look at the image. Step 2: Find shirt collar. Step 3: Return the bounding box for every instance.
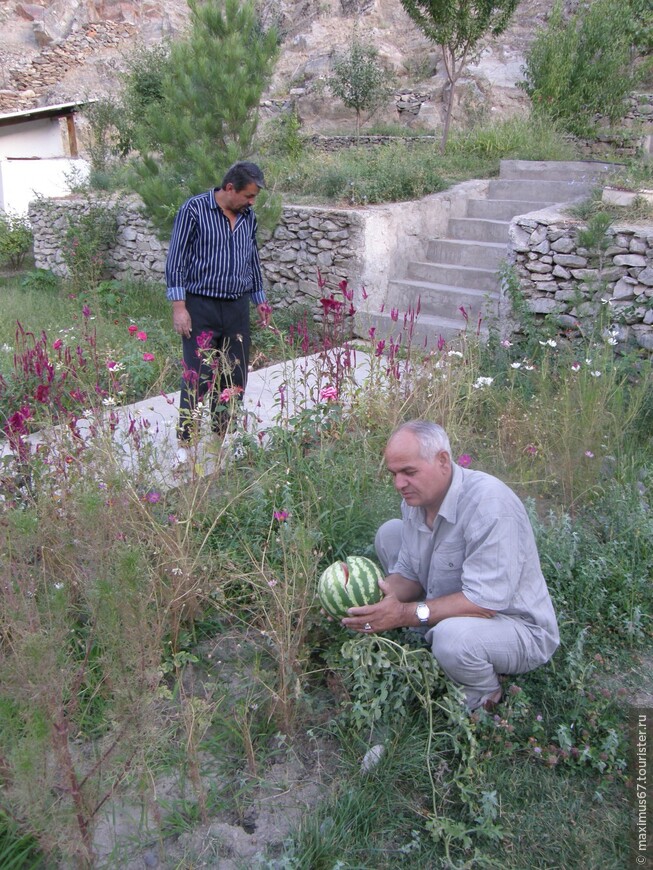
[210,188,251,218]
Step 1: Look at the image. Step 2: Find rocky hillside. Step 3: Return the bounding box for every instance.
[0,0,554,132]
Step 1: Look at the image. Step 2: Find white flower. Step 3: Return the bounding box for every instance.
[585,358,592,365]
[606,337,618,346]
[510,362,522,369]
[590,370,602,378]
[447,350,463,358]
[473,376,494,389]
[539,339,557,348]
[102,397,117,406]
[524,364,535,371]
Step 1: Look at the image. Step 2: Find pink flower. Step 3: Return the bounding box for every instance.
[142,352,155,362]
[136,331,148,342]
[128,325,138,335]
[145,491,161,504]
[525,444,538,456]
[196,330,213,349]
[320,385,339,402]
[35,384,50,403]
[390,307,399,322]
[82,305,91,318]
[106,360,117,370]
[273,510,289,522]
[368,326,376,341]
[53,338,63,350]
[459,305,469,322]
[361,285,369,300]
[571,362,581,372]
[219,385,244,403]
[584,450,594,458]
[320,295,344,315]
[374,339,386,357]
[457,453,472,468]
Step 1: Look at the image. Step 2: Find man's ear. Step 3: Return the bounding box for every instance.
[437,450,451,470]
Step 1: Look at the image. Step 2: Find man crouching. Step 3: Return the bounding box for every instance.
[342,421,559,711]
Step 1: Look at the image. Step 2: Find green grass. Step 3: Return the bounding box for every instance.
[0,271,180,420]
[262,114,579,205]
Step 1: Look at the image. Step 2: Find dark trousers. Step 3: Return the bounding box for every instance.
[178,293,251,442]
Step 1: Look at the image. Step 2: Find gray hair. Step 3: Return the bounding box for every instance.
[389,421,451,461]
[221,161,266,191]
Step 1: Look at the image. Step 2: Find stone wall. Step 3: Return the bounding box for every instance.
[27,196,367,308]
[510,209,653,352]
[28,181,486,316]
[306,134,439,152]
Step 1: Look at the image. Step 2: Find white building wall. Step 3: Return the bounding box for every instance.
[0,158,90,216]
[0,117,65,159]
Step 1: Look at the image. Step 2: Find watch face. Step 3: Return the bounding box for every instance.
[416,603,430,623]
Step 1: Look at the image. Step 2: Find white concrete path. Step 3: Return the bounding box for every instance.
[1,350,374,488]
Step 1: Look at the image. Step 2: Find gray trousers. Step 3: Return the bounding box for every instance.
[375,519,543,710]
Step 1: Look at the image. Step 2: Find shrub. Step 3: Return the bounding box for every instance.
[62,203,118,295]
[0,211,32,270]
[521,0,642,136]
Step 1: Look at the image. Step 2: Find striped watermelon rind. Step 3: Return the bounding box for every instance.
[318,556,384,619]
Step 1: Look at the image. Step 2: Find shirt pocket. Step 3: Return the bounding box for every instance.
[427,541,466,597]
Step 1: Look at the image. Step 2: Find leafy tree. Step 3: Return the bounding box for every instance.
[328,34,395,137]
[399,0,519,152]
[521,0,647,137]
[128,0,279,234]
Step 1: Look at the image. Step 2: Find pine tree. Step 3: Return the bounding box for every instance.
[399,0,519,152]
[129,0,279,234]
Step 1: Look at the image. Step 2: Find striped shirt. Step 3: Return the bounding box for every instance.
[165,188,266,304]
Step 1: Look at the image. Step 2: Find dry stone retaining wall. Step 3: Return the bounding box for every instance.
[28,196,365,308]
[510,210,653,352]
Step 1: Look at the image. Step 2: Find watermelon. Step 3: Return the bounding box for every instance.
[318,556,384,619]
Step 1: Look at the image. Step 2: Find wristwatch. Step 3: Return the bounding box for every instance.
[415,602,430,625]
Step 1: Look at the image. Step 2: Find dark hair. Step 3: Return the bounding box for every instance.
[221,161,265,191]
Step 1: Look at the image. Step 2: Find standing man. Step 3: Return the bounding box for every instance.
[165,161,271,449]
[342,421,559,711]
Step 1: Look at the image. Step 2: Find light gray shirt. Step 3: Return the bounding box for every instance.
[394,463,559,662]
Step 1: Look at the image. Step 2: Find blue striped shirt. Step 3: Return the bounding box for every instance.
[165,188,266,304]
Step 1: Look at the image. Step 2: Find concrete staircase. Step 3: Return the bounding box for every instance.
[375,159,618,344]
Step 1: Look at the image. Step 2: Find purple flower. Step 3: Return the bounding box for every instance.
[82,305,92,318]
[457,453,472,468]
[145,491,161,504]
[273,510,289,522]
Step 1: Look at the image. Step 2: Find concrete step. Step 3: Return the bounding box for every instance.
[425,238,507,269]
[466,198,555,220]
[406,260,499,292]
[486,177,595,202]
[360,310,491,347]
[448,216,511,244]
[389,279,499,321]
[499,158,621,182]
